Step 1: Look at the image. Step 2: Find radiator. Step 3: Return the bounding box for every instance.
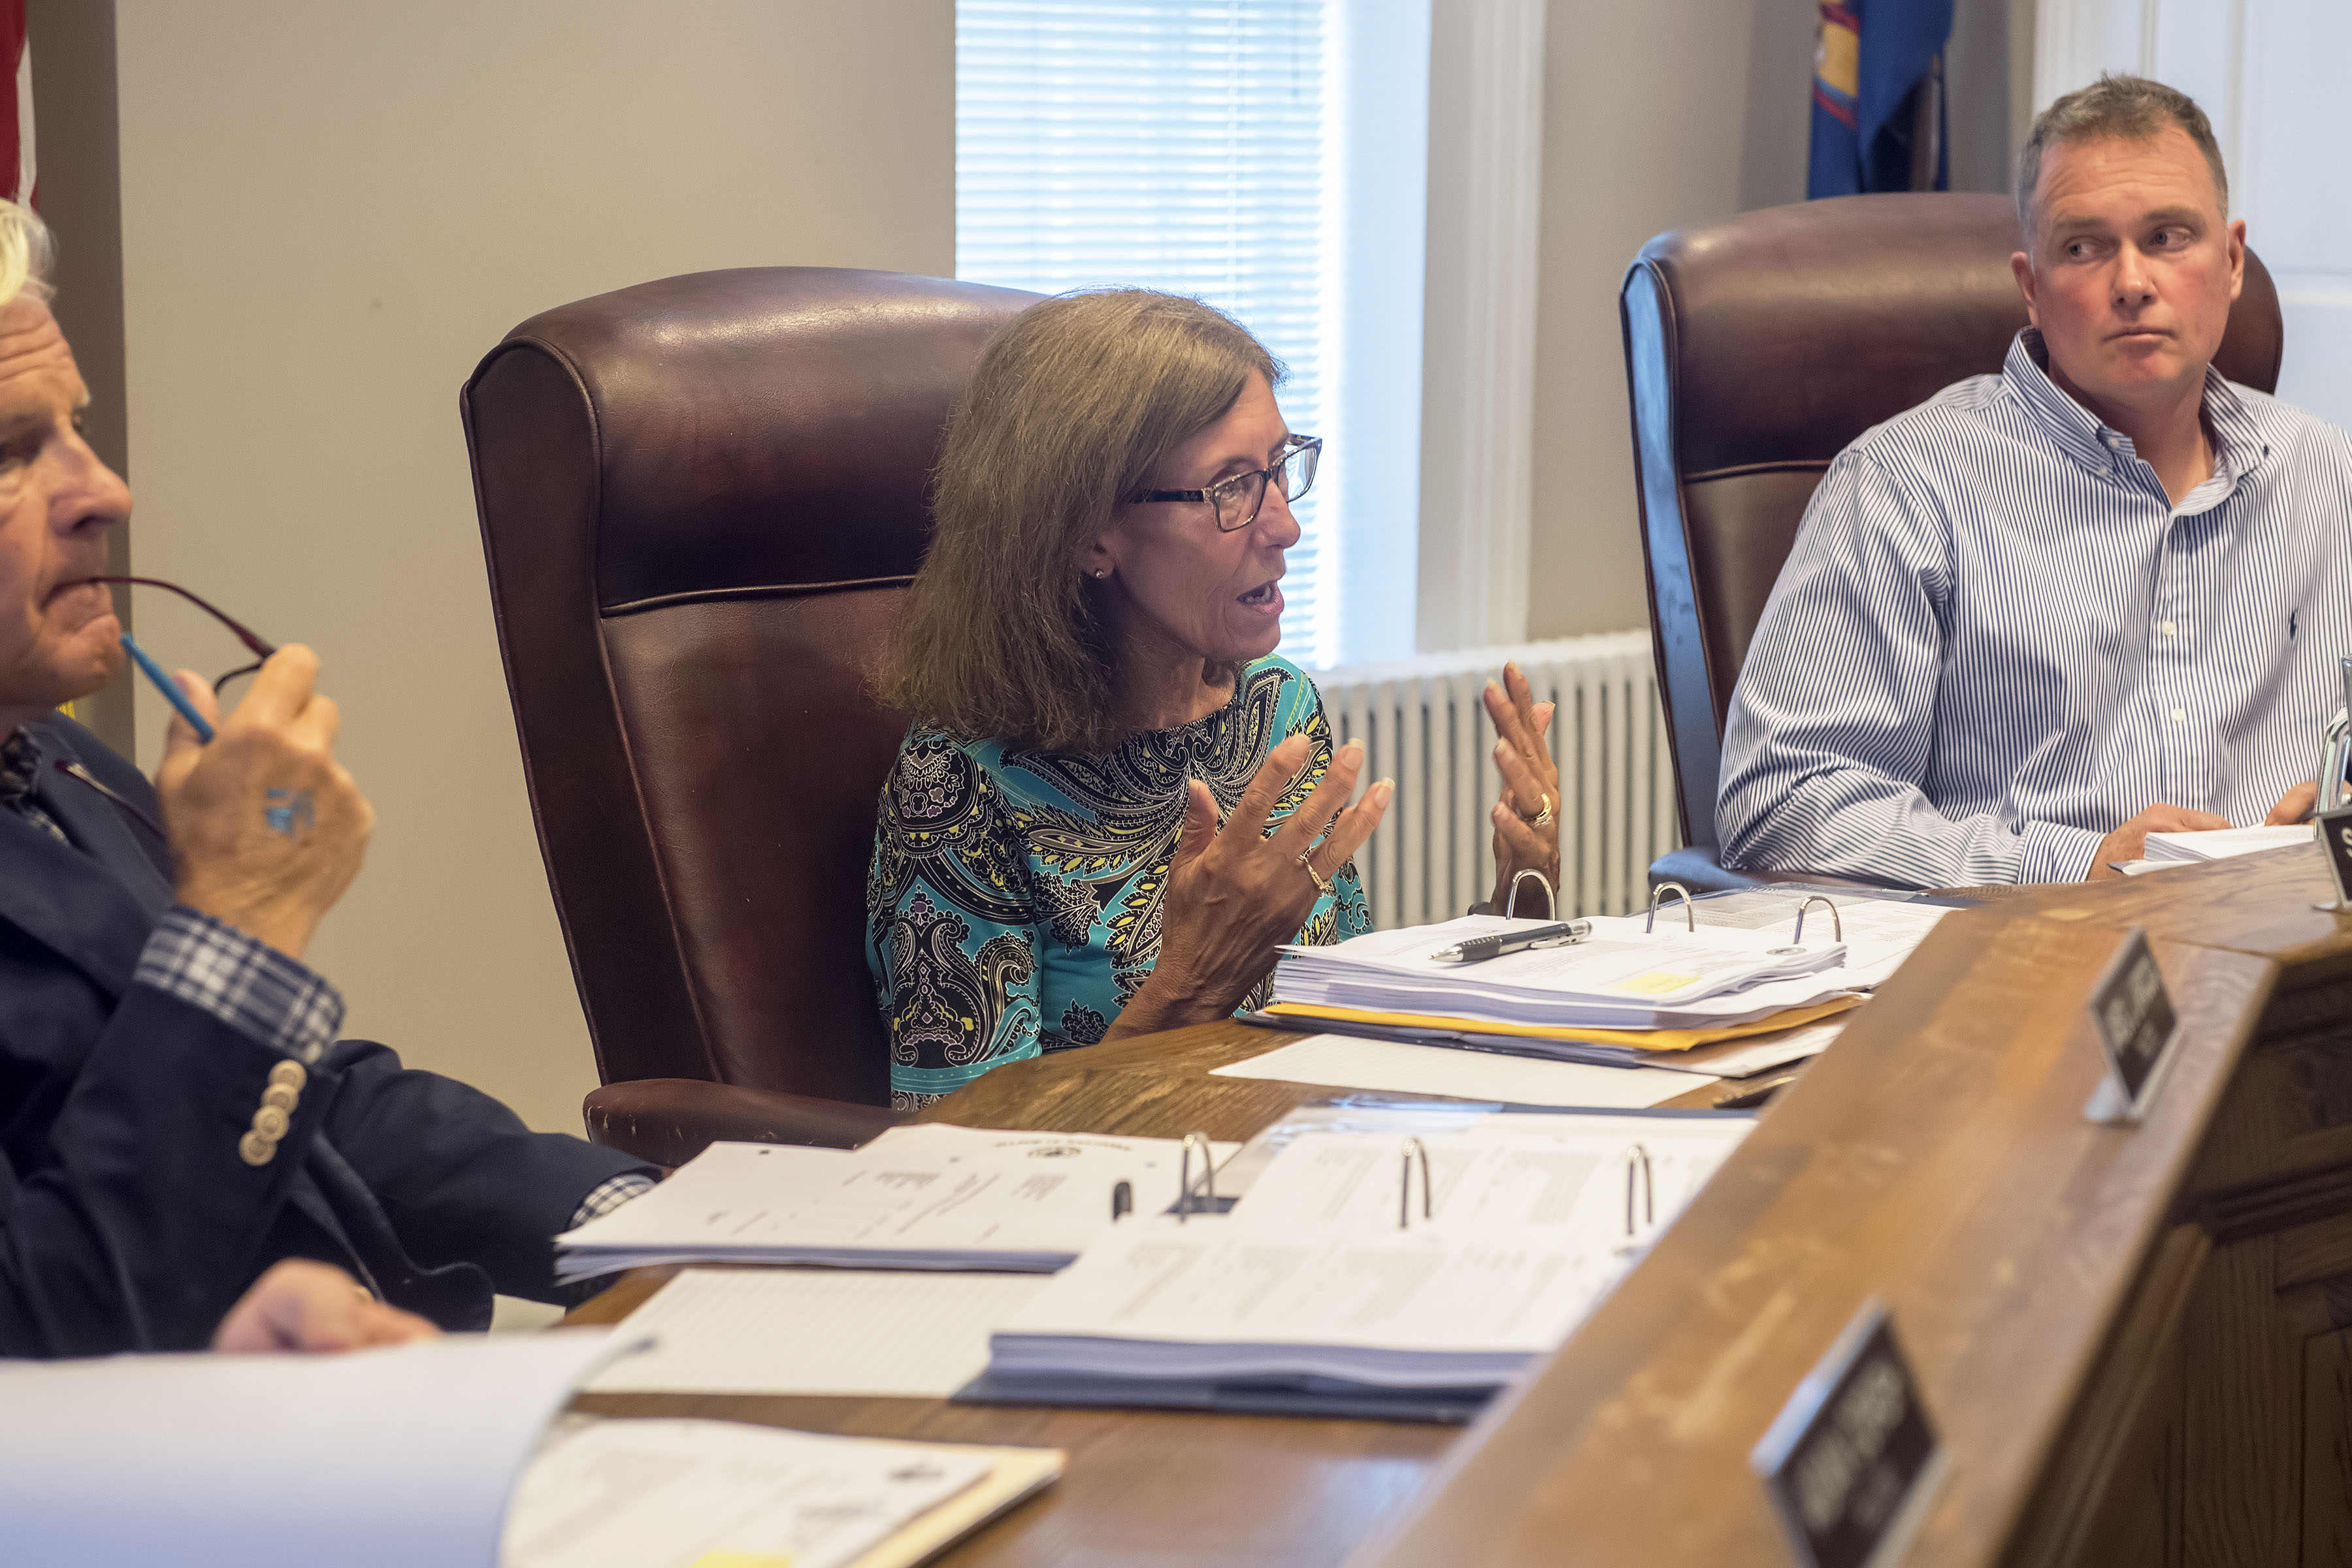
[1312,632,1681,924]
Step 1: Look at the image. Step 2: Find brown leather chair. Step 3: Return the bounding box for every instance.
[1622,191,2284,892]
[462,267,1040,1166]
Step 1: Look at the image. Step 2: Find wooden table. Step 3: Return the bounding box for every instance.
[1360,847,2352,1568]
[567,1019,1547,1565]
[568,864,2352,1568]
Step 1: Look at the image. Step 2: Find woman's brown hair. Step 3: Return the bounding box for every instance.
[876,289,1281,755]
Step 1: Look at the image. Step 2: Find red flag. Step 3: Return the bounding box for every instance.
[0,1,31,209]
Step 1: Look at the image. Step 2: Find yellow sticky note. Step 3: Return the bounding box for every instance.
[689,1554,792,1568]
[1614,972,1702,996]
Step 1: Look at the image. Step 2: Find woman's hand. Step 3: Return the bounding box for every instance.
[1109,734,1392,1039]
[1485,661,1561,917]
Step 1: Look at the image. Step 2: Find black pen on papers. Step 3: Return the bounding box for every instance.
[1110,1181,1133,1221]
[1429,919,1593,964]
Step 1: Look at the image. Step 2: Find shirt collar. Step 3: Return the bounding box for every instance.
[2003,327,2274,494]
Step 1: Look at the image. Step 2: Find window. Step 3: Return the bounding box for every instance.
[955,1,1429,668]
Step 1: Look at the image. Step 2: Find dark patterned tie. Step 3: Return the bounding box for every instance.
[0,728,68,842]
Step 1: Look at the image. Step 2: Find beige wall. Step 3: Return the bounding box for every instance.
[1524,0,2020,640]
[108,1,953,1132]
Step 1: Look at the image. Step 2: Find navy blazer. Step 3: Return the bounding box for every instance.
[0,714,649,1356]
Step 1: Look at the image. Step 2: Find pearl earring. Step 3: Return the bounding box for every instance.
[1093,567,1109,580]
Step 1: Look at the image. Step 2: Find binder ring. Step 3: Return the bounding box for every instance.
[1505,868,1556,919]
[1398,1137,1433,1230]
[1624,1145,1655,1237]
[1177,1132,1217,1224]
[1772,895,1844,953]
[1792,895,1842,947]
[1647,881,1695,934]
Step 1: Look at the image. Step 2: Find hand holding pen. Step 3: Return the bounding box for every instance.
[152,645,375,963]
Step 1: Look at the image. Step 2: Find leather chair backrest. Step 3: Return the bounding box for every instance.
[463,268,1039,1102]
[1620,191,2284,850]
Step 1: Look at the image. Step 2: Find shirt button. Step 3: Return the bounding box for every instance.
[2171,708,2187,723]
[2161,621,2177,637]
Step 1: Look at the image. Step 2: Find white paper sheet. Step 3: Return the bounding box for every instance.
[1233,1117,1752,1241]
[2144,824,2317,861]
[1210,1034,1712,1107]
[990,1217,1606,1385]
[558,1124,1238,1278]
[1646,1017,1844,1078]
[1274,915,1850,1016]
[585,1267,1051,1398]
[503,1418,1000,1568]
[0,1329,627,1568]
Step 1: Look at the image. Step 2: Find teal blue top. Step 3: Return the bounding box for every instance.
[865,655,1372,1109]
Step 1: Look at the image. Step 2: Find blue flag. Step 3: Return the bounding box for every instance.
[1808,0,1954,197]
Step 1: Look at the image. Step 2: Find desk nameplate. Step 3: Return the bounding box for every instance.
[2317,802,2352,912]
[2083,926,2180,1125]
[1752,1299,1944,1568]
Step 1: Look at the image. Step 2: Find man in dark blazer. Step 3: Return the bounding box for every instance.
[0,201,653,1357]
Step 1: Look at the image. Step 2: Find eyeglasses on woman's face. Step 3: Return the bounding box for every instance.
[1130,435,1321,532]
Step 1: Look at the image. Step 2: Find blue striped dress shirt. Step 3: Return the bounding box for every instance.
[1718,329,2352,888]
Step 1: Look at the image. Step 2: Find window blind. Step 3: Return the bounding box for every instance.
[956,1,1338,665]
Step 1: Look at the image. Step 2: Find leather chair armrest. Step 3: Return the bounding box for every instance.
[583,1079,908,1166]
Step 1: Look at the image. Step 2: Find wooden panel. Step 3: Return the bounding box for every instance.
[1356,900,2279,1567]
[2178,1238,2300,1568]
[2000,1223,2202,1568]
[2305,1327,2352,1568]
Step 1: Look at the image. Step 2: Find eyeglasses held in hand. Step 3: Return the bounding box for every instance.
[90,577,278,694]
[1130,435,1322,532]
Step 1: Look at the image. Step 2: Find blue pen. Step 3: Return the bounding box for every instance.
[119,632,215,742]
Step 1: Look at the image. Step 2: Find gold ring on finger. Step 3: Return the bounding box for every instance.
[1527,791,1555,828]
[1299,851,1335,897]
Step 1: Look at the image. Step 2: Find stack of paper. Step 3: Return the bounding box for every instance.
[555,1124,1236,1283]
[1680,889,1955,985]
[2144,825,2314,862]
[1267,914,1860,1035]
[504,1418,1062,1568]
[972,1112,1752,1418]
[585,1269,1052,1399]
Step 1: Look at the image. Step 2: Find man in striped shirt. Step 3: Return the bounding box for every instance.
[1718,75,2351,888]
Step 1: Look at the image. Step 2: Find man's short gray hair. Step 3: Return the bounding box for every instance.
[2016,74,2229,237]
[0,198,55,310]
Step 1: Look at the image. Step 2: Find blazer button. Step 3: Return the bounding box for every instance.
[250,1105,291,1141]
[238,1131,277,1167]
[261,1083,300,1114]
[267,1061,307,1093]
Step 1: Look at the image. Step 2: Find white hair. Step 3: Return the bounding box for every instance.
[0,198,56,310]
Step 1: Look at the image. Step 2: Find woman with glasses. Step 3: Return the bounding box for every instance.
[866,290,1560,1109]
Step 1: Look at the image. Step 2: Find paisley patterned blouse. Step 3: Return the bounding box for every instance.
[865,655,1372,1109]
